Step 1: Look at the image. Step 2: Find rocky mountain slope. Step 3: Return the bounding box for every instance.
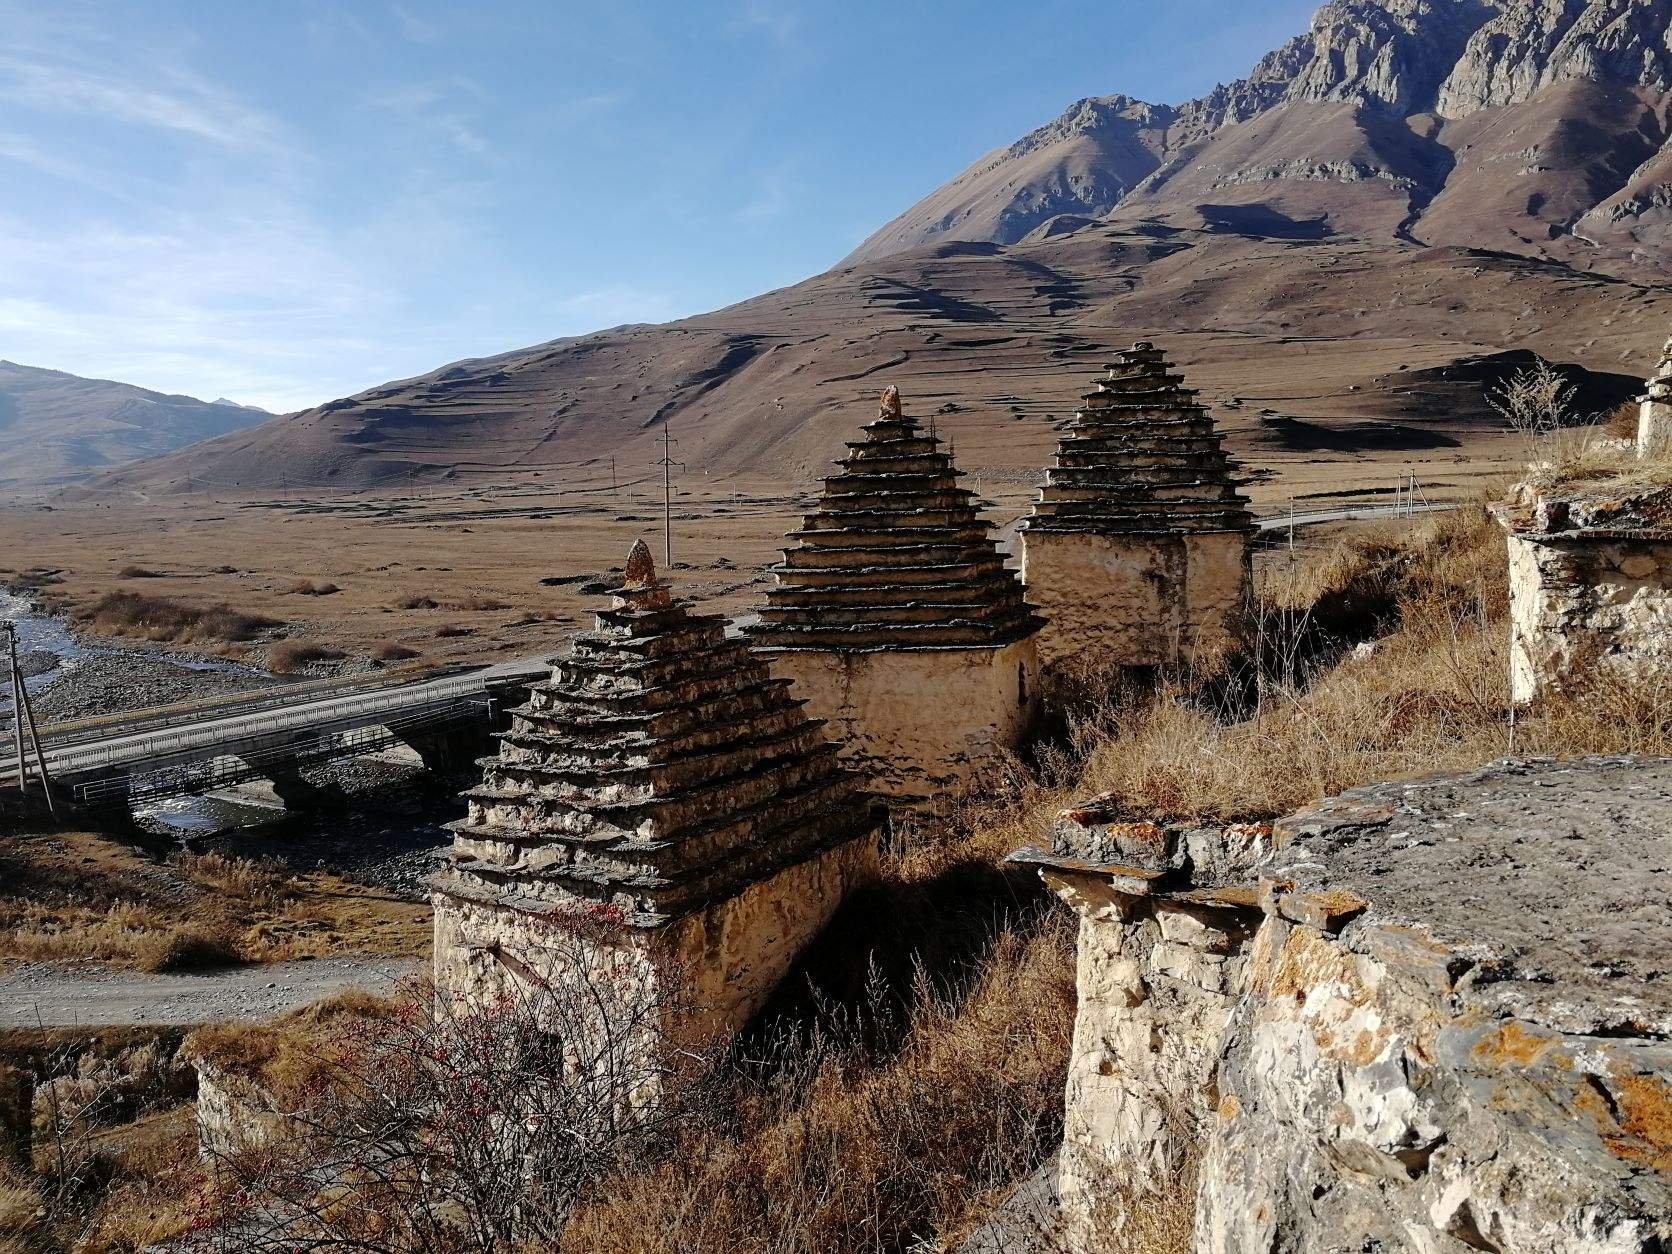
[846,0,1672,267]
[84,0,1672,499]
[0,361,268,499]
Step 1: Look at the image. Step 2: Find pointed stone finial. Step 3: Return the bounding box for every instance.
[879,386,902,420]
[624,538,656,586]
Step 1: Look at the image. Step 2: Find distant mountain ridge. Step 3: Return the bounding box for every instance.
[0,361,269,498]
[845,0,1672,264]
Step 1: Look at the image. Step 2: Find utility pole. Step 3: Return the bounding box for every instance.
[3,623,52,814]
[610,455,618,493]
[1287,495,1295,555]
[6,624,25,798]
[652,423,684,568]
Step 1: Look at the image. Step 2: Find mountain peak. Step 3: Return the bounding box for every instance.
[844,0,1672,263]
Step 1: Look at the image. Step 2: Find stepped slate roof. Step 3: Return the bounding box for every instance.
[746,388,1042,652]
[435,541,879,928]
[1021,342,1253,537]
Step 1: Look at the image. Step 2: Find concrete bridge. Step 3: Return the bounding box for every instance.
[1,656,549,819]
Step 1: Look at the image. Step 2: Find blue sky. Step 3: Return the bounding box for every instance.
[0,0,1319,412]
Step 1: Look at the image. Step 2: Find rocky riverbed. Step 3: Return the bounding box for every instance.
[2,586,284,722]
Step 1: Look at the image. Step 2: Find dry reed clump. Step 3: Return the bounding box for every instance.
[267,639,346,672]
[370,640,421,662]
[563,915,1076,1254]
[187,989,398,1100]
[448,594,510,611]
[133,925,242,974]
[284,579,340,596]
[76,591,280,645]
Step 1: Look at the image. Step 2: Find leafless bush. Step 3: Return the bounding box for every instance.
[284,579,340,596]
[1604,401,1640,440]
[1489,358,1579,443]
[393,593,440,610]
[449,594,510,612]
[78,592,280,644]
[134,924,242,973]
[371,641,422,663]
[197,937,703,1252]
[117,565,163,579]
[267,640,345,672]
[435,623,474,638]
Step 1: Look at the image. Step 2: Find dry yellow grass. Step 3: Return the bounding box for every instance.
[0,835,430,972]
[563,913,1076,1254]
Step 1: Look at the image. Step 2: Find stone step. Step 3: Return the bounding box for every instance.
[766,558,1008,588]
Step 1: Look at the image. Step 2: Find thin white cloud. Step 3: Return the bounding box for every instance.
[728,0,799,46]
[738,169,794,224]
[388,2,439,43]
[0,51,288,156]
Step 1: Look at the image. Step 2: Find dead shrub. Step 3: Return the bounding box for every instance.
[393,593,439,610]
[1604,401,1641,440]
[371,641,421,663]
[197,960,703,1251]
[564,913,1076,1253]
[134,925,242,974]
[448,594,510,611]
[176,851,289,904]
[267,640,345,672]
[434,623,473,638]
[117,565,162,578]
[78,592,280,644]
[284,579,340,596]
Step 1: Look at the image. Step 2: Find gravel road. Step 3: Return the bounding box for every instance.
[0,955,425,1028]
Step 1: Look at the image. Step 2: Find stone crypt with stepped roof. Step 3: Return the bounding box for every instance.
[746,388,1043,806]
[1019,341,1255,675]
[431,540,882,1044]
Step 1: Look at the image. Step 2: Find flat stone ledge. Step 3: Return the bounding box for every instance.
[1271,754,1672,1037]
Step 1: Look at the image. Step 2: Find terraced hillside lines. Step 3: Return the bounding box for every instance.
[85,218,1672,505]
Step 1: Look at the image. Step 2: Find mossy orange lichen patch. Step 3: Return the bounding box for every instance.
[1469,1020,1562,1069]
[1267,928,1391,1066]
[1611,1073,1672,1173]
[1218,1092,1241,1120]
[1269,928,1370,1009]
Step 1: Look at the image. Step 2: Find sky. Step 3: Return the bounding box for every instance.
[0,0,1320,412]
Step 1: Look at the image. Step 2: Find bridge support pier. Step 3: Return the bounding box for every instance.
[223,751,344,813]
[70,772,139,830]
[392,723,490,773]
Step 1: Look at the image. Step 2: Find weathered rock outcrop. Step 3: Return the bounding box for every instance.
[1018,342,1253,674]
[1017,756,1672,1253]
[1496,476,1672,704]
[1640,334,1672,454]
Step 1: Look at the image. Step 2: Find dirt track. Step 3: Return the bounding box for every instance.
[0,955,424,1028]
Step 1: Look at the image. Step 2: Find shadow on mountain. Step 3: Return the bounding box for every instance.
[1255,414,1461,453]
[1197,203,1333,240]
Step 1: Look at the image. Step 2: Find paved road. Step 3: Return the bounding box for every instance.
[1256,500,1454,532]
[0,956,426,1028]
[992,498,1453,556]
